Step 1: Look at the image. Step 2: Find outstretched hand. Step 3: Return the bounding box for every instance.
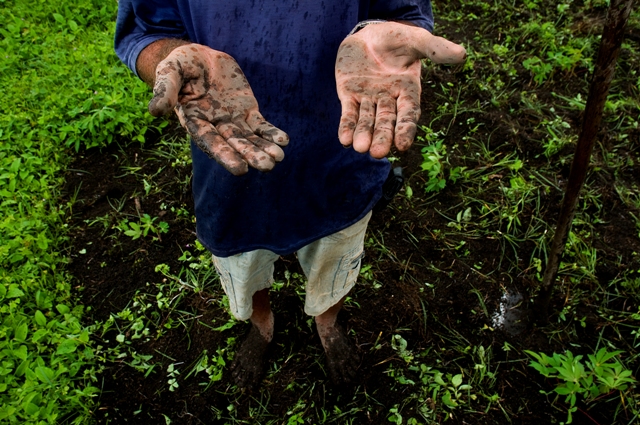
[149,44,289,175]
[335,22,466,158]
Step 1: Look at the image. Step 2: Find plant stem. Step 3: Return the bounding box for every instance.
[534,0,635,323]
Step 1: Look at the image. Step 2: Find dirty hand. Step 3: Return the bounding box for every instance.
[149,44,289,175]
[335,22,466,158]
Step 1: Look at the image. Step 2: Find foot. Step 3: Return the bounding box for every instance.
[318,324,360,385]
[230,325,270,389]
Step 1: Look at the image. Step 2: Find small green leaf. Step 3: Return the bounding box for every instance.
[9,158,21,173]
[6,285,25,299]
[15,359,29,377]
[14,322,28,342]
[35,366,55,384]
[32,329,48,343]
[24,402,40,416]
[451,374,463,387]
[124,229,140,239]
[57,339,78,354]
[56,304,70,314]
[13,345,28,361]
[34,310,47,327]
[82,97,93,111]
[442,390,458,407]
[36,232,49,250]
[405,185,413,199]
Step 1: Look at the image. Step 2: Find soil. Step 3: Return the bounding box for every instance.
[62,14,640,425]
[63,122,640,425]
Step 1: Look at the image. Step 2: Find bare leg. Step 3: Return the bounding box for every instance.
[248,288,274,341]
[230,288,273,388]
[315,295,359,384]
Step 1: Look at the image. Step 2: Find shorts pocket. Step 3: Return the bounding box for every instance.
[332,248,364,296]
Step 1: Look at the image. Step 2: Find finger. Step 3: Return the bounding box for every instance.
[182,114,249,176]
[174,104,189,129]
[149,59,183,116]
[352,99,376,154]
[246,135,285,162]
[235,120,285,162]
[217,122,276,172]
[370,96,397,159]
[394,92,421,152]
[246,111,289,146]
[422,35,467,64]
[338,98,359,147]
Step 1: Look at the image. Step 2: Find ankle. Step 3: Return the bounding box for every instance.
[251,310,274,342]
[316,321,340,351]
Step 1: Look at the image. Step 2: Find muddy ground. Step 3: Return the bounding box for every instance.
[63,7,640,424]
[64,120,639,425]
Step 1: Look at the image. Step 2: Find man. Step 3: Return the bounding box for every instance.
[115,0,465,388]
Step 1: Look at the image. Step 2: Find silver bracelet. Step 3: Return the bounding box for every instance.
[347,19,387,36]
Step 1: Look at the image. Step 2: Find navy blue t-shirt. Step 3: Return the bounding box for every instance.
[115,0,434,257]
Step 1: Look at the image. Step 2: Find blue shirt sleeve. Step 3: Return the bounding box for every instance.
[368,0,434,33]
[114,0,188,77]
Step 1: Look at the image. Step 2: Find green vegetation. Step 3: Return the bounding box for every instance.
[525,348,636,424]
[114,214,169,241]
[0,0,164,422]
[417,127,467,193]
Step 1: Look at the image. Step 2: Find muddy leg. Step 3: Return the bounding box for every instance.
[230,288,273,388]
[315,296,359,385]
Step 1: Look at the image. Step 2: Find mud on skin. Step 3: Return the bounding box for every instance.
[150,43,288,175]
[230,325,271,389]
[191,130,248,176]
[319,323,360,385]
[335,34,422,157]
[335,21,465,158]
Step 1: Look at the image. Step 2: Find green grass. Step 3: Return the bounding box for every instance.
[0,1,165,422]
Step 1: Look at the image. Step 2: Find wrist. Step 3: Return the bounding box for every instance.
[347,19,387,36]
[136,38,191,86]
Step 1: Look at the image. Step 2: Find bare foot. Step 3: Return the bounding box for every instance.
[230,325,270,389]
[318,324,360,385]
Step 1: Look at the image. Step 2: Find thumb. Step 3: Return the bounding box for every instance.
[420,34,467,64]
[148,59,183,116]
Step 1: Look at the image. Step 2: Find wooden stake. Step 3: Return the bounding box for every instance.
[534,0,635,322]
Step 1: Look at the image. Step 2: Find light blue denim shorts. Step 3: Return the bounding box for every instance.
[212,211,371,320]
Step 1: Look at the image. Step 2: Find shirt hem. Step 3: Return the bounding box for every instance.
[198,193,384,258]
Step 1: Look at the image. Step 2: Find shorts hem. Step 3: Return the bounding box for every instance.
[227,277,274,321]
[304,281,357,317]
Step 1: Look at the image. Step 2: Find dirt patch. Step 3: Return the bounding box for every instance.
[63,120,639,424]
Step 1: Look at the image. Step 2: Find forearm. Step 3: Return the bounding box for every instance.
[136,38,191,86]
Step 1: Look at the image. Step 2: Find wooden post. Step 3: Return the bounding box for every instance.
[533,0,635,322]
